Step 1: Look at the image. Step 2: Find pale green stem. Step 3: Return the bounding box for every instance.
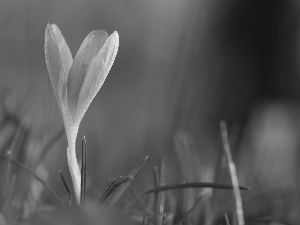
[67,132,81,204]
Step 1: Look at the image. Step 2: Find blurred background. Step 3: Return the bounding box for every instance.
[1,0,300,223]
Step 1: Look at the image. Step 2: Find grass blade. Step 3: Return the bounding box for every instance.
[220,121,245,225]
[144,182,249,194]
[98,176,131,205]
[59,170,72,205]
[129,155,149,178]
[80,136,87,206]
[124,182,249,210]
[98,156,148,206]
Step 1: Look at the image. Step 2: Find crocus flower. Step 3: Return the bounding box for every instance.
[44,24,119,204]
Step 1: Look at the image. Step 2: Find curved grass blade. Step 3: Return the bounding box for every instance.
[98,156,148,206]
[124,182,249,210]
[59,170,72,205]
[0,154,62,206]
[144,182,249,194]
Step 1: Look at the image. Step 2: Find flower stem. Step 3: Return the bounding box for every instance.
[67,139,81,204]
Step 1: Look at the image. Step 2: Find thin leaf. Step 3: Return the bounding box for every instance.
[220,121,245,225]
[80,136,87,205]
[98,176,131,205]
[124,182,249,210]
[98,156,148,206]
[59,170,72,205]
[129,155,148,178]
[144,182,249,194]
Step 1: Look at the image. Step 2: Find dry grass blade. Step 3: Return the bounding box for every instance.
[220,121,245,225]
[0,154,62,206]
[98,156,148,206]
[59,170,72,205]
[80,136,87,206]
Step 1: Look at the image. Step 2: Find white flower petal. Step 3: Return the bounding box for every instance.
[76,31,119,123]
[44,24,65,112]
[66,30,108,122]
[51,24,73,78]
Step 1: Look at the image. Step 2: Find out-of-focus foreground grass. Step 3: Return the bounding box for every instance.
[1,0,300,224]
